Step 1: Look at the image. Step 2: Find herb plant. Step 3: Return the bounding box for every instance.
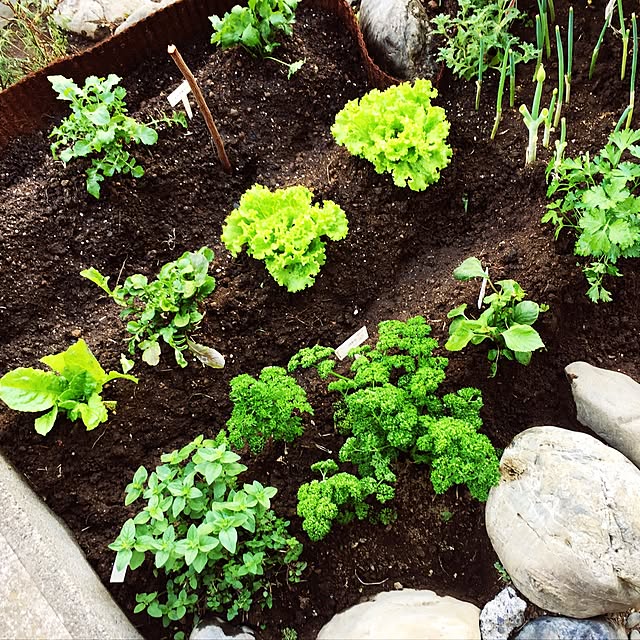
[81,247,224,368]
[224,366,313,454]
[110,435,305,626]
[446,257,548,376]
[221,185,348,292]
[290,316,500,539]
[0,339,137,435]
[48,74,186,198]
[431,0,538,82]
[543,128,640,302]
[331,80,452,191]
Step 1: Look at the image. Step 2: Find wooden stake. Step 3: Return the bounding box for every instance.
[167,44,232,174]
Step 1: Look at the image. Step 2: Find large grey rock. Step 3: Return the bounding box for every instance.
[479,586,527,640]
[114,0,177,34]
[515,616,625,640]
[566,361,640,468]
[54,0,147,39]
[0,453,141,639]
[317,589,480,639]
[486,426,640,618]
[359,0,436,80]
[190,617,255,639]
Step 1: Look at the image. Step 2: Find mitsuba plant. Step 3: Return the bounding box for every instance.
[289,316,500,540]
[446,257,548,377]
[0,339,137,435]
[221,184,348,292]
[48,74,186,198]
[331,79,452,191]
[82,247,224,368]
[222,366,313,454]
[544,128,640,302]
[109,436,305,627]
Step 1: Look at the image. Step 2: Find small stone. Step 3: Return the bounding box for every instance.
[394,582,403,590]
[628,612,640,629]
[61,180,69,186]
[480,587,527,640]
[70,329,81,338]
[190,617,254,639]
[229,108,239,117]
[516,616,624,640]
[631,630,640,640]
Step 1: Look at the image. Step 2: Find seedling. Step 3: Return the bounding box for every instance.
[543,88,557,148]
[565,7,574,103]
[519,65,548,164]
[446,257,548,377]
[590,0,615,79]
[221,185,348,292]
[553,25,564,127]
[48,74,186,198]
[81,247,224,368]
[0,339,137,435]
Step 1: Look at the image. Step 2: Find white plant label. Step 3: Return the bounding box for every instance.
[110,560,127,583]
[168,80,193,119]
[335,326,369,360]
[477,270,488,310]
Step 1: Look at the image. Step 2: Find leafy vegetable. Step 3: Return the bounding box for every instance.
[81,247,224,368]
[446,257,548,376]
[48,74,186,198]
[544,128,640,302]
[221,184,348,292]
[224,366,313,454]
[331,80,452,191]
[0,339,137,435]
[110,436,305,626]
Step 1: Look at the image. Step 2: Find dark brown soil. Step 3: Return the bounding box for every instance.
[0,2,638,639]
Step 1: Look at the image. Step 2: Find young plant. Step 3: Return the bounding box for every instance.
[553,25,564,127]
[446,257,548,376]
[221,185,348,292]
[224,366,313,454]
[331,79,452,191]
[565,7,574,103]
[48,74,186,198]
[81,247,224,368]
[0,339,137,435]
[491,41,511,140]
[431,0,538,82]
[110,436,305,626]
[589,1,615,79]
[619,0,629,80]
[519,64,548,164]
[544,128,640,302]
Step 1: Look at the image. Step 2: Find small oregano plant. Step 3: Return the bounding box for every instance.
[82,247,224,369]
[109,435,305,627]
[544,128,640,302]
[331,79,452,191]
[221,184,348,292]
[0,339,137,435]
[446,257,548,377]
[48,74,186,198]
[223,366,313,454]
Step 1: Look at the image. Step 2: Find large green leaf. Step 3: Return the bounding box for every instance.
[513,300,540,325]
[453,257,487,281]
[0,368,64,411]
[40,339,107,384]
[502,325,545,352]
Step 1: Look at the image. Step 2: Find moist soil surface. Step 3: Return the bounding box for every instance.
[0,2,638,638]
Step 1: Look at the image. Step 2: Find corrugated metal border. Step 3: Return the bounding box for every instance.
[0,0,398,149]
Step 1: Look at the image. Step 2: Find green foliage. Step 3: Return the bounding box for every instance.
[210,0,298,56]
[543,128,640,302]
[81,247,223,369]
[282,628,298,640]
[0,339,137,435]
[446,257,548,377]
[48,74,186,198]
[291,317,500,539]
[110,436,305,626]
[221,184,348,292]
[431,0,538,81]
[331,80,452,191]
[0,0,68,89]
[225,366,313,454]
[494,560,511,583]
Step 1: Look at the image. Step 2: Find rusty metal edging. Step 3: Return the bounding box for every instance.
[0,0,397,149]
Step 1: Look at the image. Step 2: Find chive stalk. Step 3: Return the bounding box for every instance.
[534,15,543,79]
[565,7,574,104]
[492,44,511,140]
[590,2,615,79]
[554,25,564,127]
[626,13,637,129]
[476,38,484,111]
[553,116,567,173]
[520,65,548,165]
[547,0,555,24]
[536,0,551,58]
[618,0,629,80]
[544,88,558,148]
[509,50,516,108]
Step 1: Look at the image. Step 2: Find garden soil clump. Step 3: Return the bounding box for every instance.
[1,1,639,638]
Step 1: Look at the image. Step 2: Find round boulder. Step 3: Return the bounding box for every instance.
[486,426,640,617]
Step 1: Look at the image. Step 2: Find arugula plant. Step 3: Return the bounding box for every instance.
[82,247,224,369]
[290,317,500,539]
[224,366,313,454]
[431,0,538,81]
[48,74,186,198]
[221,185,348,292]
[543,128,640,302]
[331,80,452,191]
[0,339,137,435]
[110,436,305,627]
[446,257,548,377]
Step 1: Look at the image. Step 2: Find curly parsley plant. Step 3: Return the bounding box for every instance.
[221,184,348,292]
[331,79,452,191]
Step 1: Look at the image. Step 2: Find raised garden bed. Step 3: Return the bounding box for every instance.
[1,0,639,638]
